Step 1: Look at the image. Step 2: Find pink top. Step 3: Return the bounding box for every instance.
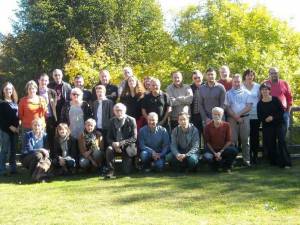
[265,79,293,111]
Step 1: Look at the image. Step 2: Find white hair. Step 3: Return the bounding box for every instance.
[123,67,133,75]
[148,112,158,120]
[232,74,242,80]
[114,103,127,112]
[212,107,224,115]
[85,118,96,126]
[52,69,63,76]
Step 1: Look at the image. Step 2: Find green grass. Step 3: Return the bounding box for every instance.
[1,160,300,225]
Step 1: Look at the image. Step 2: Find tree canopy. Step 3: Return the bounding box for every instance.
[0,0,299,100]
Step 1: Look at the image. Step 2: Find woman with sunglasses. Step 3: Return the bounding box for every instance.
[0,82,19,175]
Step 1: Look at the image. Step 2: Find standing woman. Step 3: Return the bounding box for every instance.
[242,69,260,164]
[0,82,19,175]
[257,83,291,168]
[120,76,145,131]
[19,80,47,148]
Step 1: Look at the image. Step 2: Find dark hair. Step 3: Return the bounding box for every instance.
[259,83,271,91]
[206,67,216,73]
[243,69,256,81]
[178,111,190,119]
[1,82,18,103]
[170,71,182,77]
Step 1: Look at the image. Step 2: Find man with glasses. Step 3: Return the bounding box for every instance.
[48,69,72,122]
[73,75,92,104]
[190,70,204,145]
[199,68,226,127]
[265,67,293,135]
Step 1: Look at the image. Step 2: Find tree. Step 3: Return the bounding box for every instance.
[174,0,300,99]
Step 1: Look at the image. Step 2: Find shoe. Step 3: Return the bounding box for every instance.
[284,166,291,169]
[243,161,251,167]
[104,170,116,179]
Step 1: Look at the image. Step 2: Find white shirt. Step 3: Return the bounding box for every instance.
[242,83,260,119]
[96,100,103,129]
[225,88,252,114]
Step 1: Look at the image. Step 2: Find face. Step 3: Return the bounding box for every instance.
[245,73,254,82]
[3,84,13,99]
[85,122,95,133]
[212,111,223,122]
[192,73,203,85]
[74,78,84,89]
[58,126,68,137]
[114,106,125,118]
[144,78,152,90]
[32,121,43,134]
[172,72,183,86]
[28,85,37,96]
[100,71,110,85]
[219,67,229,79]
[53,70,63,84]
[232,77,241,89]
[128,77,137,89]
[38,76,49,88]
[96,87,106,98]
[124,68,133,80]
[147,115,158,129]
[260,87,270,97]
[151,80,160,94]
[178,115,189,129]
[71,91,81,102]
[206,71,216,82]
[269,68,279,82]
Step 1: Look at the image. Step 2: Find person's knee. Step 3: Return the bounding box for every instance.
[140,151,150,162]
[79,157,90,169]
[154,159,165,171]
[92,150,103,161]
[203,152,214,162]
[187,154,199,168]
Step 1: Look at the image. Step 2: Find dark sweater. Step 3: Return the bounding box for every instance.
[120,95,143,119]
[257,96,284,127]
[0,100,19,134]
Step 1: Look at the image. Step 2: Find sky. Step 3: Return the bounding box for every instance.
[1,0,300,34]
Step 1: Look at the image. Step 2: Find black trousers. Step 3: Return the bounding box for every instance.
[262,123,291,167]
[250,119,260,164]
[191,113,203,147]
[46,116,57,153]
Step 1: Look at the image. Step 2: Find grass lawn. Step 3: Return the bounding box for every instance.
[0,160,300,225]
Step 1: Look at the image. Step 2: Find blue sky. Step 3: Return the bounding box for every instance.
[1,0,300,34]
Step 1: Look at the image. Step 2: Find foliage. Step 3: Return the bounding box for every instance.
[174,0,300,99]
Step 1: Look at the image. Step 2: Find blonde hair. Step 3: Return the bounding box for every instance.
[25,80,38,95]
[55,123,70,138]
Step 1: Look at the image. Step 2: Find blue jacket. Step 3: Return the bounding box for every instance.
[22,131,48,156]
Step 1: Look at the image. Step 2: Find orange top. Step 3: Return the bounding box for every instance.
[18,96,47,129]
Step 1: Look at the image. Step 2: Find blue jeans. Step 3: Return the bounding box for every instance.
[0,129,11,174]
[283,111,290,136]
[140,150,165,171]
[166,152,199,171]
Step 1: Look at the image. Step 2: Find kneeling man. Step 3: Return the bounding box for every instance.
[166,112,200,172]
[203,107,238,172]
[139,112,170,172]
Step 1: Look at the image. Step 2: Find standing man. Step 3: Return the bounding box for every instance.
[48,69,72,122]
[92,69,118,103]
[139,112,170,172]
[73,75,92,104]
[166,71,193,130]
[225,74,252,166]
[218,65,232,91]
[38,73,57,152]
[199,68,226,126]
[166,112,200,172]
[265,67,293,135]
[105,103,137,178]
[141,78,171,130]
[190,70,203,144]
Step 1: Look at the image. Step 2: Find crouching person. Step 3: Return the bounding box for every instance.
[166,112,200,172]
[21,118,51,182]
[52,123,77,175]
[105,103,137,178]
[139,112,170,172]
[203,107,238,172]
[78,119,104,171]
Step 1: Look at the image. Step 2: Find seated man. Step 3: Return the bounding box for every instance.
[105,103,137,178]
[139,112,170,172]
[203,107,238,172]
[166,112,200,172]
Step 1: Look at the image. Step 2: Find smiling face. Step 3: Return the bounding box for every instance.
[178,114,189,129]
[27,85,37,97]
[58,126,68,137]
[147,114,158,129]
[192,72,203,86]
[151,79,161,95]
[269,68,279,82]
[38,76,49,89]
[206,71,216,83]
[53,70,63,84]
[85,122,95,133]
[3,84,13,99]
[232,76,241,89]
[74,77,84,89]
[32,119,44,134]
[219,67,230,80]
[114,104,126,119]
[128,76,137,89]
[100,70,110,85]
[172,72,183,87]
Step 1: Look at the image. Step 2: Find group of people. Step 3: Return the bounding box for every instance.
[0,65,293,182]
